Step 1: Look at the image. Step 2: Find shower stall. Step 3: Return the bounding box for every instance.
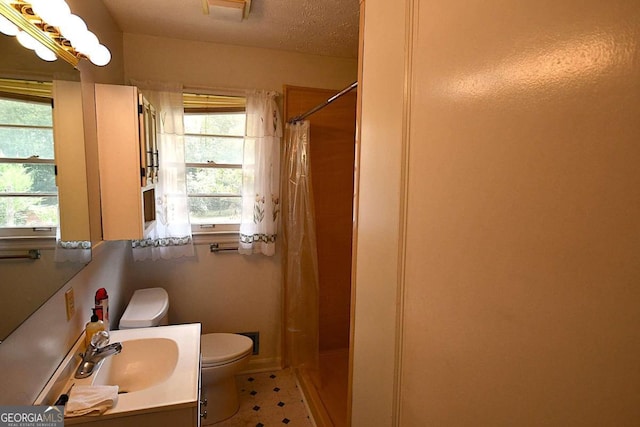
[282,84,357,427]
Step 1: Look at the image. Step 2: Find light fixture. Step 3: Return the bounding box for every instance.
[0,13,18,35]
[0,0,111,67]
[202,0,252,21]
[16,28,38,49]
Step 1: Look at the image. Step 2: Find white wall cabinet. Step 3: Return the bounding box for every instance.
[53,80,91,242]
[95,84,158,241]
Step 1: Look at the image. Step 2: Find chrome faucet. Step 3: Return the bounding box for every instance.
[74,331,122,379]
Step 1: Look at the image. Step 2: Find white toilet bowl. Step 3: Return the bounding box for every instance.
[119,288,254,425]
[200,333,253,424]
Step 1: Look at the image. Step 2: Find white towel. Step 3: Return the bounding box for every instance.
[65,385,119,417]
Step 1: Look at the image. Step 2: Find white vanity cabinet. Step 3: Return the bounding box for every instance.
[95,84,158,240]
[64,406,199,427]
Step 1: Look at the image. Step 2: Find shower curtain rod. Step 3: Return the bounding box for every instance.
[287,81,358,124]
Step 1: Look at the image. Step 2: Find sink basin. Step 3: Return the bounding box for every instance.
[92,338,179,393]
[34,324,201,426]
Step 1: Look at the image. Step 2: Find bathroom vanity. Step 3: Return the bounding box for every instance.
[35,323,202,427]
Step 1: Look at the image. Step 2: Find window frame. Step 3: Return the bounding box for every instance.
[0,88,57,240]
[183,93,246,238]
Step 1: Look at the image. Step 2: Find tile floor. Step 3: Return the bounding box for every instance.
[212,368,315,427]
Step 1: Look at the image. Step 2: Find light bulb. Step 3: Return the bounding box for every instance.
[35,44,57,61]
[31,0,71,27]
[16,30,39,50]
[30,0,53,20]
[59,14,86,42]
[72,30,99,55]
[89,44,111,66]
[0,14,18,36]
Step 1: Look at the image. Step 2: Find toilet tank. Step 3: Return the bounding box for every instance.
[119,287,169,329]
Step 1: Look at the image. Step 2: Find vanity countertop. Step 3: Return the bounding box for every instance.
[35,323,201,424]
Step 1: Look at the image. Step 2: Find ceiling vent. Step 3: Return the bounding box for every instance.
[202,0,251,21]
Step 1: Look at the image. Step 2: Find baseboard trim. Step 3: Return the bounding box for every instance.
[241,356,282,375]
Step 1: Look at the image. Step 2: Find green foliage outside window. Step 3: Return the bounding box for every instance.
[184,111,245,225]
[0,97,58,228]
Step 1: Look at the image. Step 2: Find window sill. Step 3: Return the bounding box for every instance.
[192,230,239,246]
[0,235,56,250]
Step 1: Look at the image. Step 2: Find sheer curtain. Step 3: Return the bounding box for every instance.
[239,91,282,255]
[282,121,319,372]
[130,81,194,261]
[54,232,91,263]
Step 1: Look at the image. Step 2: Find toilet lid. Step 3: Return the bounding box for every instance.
[201,333,253,366]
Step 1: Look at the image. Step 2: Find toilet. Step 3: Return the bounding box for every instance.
[119,287,169,329]
[119,287,254,424]
[200,333,253,424]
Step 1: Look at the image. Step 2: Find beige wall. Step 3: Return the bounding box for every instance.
[353,0,640,425]
[350,0,408,424]
[124,245,284,371]
[68,0,124,85]
[123,33,357,92]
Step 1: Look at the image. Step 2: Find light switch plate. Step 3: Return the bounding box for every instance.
[64,288,75,320]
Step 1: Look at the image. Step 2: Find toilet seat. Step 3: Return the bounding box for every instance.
[201,333,253,368]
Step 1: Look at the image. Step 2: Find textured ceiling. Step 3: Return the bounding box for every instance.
[101,0,360,58]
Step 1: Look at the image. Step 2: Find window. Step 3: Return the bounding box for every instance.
[183,93,246,233]
[0,82,57,237]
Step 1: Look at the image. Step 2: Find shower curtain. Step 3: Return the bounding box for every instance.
[282,121,320,373]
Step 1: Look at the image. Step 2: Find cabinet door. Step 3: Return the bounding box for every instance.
[53,80,91,242]
[96,84,145,240]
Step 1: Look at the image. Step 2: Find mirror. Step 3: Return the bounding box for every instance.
[0,33,92,342]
